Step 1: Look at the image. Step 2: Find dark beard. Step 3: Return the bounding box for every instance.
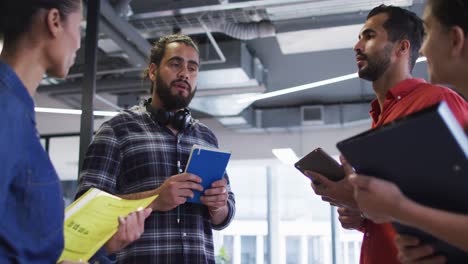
[155,74,196,111]
[358,43,393,82]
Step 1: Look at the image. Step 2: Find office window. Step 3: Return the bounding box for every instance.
[335,214,363,264]
[222,235,234,264]
[286,236,301,264]
[241,236,256,264]
[347,241,356,264]
[48,136,80,181]
[308,236,324,264]
[278,165,332,263]
[228,165,268,220]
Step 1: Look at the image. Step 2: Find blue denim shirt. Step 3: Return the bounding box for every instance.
[0,62,65,262]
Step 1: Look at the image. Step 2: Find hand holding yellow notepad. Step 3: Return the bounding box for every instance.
[58,188,157,263]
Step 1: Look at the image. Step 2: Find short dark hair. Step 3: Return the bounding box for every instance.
[144,34,199,93]
[367,4,424,71]
[427,0,468,34]
[0,0,81,44]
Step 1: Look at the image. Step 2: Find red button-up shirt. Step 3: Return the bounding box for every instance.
[359,78,468,264]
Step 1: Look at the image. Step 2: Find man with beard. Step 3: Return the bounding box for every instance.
[304,5,467,264]
[76,34,235,264]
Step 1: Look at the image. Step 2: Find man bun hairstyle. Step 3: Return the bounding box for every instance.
[367,4,424,72]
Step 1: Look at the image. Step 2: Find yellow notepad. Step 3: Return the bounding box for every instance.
[58,188,157,262]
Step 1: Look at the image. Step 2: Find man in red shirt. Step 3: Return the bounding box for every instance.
[305,5,468,264]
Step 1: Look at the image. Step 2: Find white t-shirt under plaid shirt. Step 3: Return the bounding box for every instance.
[76,104,236,264]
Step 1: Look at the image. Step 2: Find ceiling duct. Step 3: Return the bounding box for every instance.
[38,40,265,117]
[206,20,276,40]
[219,103,372,131]
[99,0,151,67]
[129,0,417,41]
[198,41,264,89]
[112,0,134,17]
[129,3,273,41]
[190,41,266,116]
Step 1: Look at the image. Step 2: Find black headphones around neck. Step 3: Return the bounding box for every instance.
[144,98,193,131]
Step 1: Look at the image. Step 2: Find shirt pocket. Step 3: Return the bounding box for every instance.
[20,143,64,240]
[23,167,64,240]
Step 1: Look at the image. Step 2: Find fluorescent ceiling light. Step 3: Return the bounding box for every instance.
[272,148,299,165]
[238,73,358,104]
[238,56,427,104]
[35,107,118,117]
[277,24,363,54]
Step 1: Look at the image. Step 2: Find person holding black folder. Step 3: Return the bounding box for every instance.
[305,5,468,264]
[0,1,151,263]
[348,0,468,259]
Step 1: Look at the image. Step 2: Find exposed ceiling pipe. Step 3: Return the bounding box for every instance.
[129,0,315,21]
[199,20,226,64]
[113,0,133,17]
[100,0,151,67]
[99,21,147,67]
[207,20,276,40]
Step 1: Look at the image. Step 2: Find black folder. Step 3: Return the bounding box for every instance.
[337,101,468,262]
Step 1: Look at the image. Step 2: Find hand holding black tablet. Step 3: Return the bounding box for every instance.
[295,147,345,182]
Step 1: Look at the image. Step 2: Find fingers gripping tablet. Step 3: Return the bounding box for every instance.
[295,148,345,182]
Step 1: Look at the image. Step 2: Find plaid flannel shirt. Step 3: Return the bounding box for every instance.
[76,104,236,264]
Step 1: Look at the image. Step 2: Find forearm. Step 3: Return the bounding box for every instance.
[211,197,236,230]
[210,205,229,225]
[395,198,468,252]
